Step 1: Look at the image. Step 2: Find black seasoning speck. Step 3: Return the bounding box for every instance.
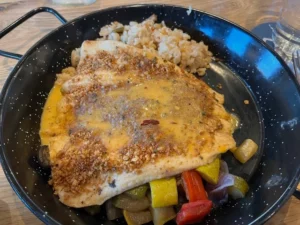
[109,179,116,188]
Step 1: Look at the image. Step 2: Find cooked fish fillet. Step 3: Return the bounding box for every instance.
[40,40,236,208]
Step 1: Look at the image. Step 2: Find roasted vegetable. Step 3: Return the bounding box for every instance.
[37,145,50,168]
[233,139,258,163]
[196,158,220,185]
[105,199,122,220]
[151,206,176,225]
[205,161,234,206]
[148,187,178,224]
[230,146,237,153]
[84,205,101,215]
[182,170,207,202]
[230,113,240,131]
[228,175,249,199]
[125,185,148,200]
[176,200,212,225]
[113,194,150,212]
[123,210,152,225]
[150,177,178,208]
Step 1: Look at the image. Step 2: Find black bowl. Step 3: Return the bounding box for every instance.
[0,4,300,225]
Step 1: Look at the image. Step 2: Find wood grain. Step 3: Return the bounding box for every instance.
[0,0,299,225]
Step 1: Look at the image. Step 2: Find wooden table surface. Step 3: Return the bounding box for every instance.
[0,0,299,224]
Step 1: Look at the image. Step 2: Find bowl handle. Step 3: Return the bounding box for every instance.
[0,7,67,60]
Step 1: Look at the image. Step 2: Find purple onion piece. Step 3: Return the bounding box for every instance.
[206,160,234,206]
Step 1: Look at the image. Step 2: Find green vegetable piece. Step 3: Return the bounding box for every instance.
[124,210,152,225]
[125,185,149,200]
[113,194,150,212]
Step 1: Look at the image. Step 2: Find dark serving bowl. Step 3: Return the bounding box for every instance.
[0,4,300,225]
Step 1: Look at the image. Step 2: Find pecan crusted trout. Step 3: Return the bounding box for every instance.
[39,40,236,207]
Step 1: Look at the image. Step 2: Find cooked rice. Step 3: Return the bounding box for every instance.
[99,15,212,75]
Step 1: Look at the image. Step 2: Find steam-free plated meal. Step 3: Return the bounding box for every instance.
[39,15,258,225]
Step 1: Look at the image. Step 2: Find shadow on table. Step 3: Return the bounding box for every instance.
[0,200,12,225]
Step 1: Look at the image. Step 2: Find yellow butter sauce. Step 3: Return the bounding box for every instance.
[39,85,63,145]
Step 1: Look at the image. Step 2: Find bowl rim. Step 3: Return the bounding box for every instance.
[0,3,299,225]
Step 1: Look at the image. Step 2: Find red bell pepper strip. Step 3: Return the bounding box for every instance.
[182,170,207,202]
[176,200,213,225]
